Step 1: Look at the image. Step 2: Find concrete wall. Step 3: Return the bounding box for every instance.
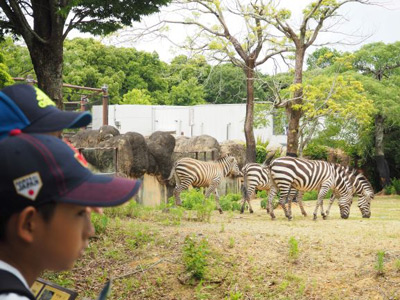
[137,174,242,207]
[92,104,287,146]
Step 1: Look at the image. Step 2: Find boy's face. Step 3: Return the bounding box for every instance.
[34,203,95,271]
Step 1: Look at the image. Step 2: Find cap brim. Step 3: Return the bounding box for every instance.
[59,175,141,207]
[24,110,92,133]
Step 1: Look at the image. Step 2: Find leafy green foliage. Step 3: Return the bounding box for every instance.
[219,193,242,211]
[91,213,109,235]
[303,144,328,160]
[0,51,13,88]
[183,235,210,280]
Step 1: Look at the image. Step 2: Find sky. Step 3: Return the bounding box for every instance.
[89,0,400,74]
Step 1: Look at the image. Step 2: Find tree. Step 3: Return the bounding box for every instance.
[138,0,289,162]
[262,0,371,156]
[0,0,170,107]
[0,51,13,88]
[353,42,400,188]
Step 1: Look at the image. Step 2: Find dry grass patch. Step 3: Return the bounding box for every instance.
[43,196,400,299]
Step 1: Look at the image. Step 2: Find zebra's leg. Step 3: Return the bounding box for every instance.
[174,185,182,206]
[286,187,295,220]
[205,181,223,214]
[213,189,223,214]
[313,185,330,220]
[267,187,277,219]
[296,192,307,217]
[325,193,337,217]
[279,193,291,220]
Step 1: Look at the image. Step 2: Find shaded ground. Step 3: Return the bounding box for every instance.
[44,196,400,300]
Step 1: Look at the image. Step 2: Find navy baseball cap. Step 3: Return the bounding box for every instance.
[0,133,141,215]
[0,84,92,140]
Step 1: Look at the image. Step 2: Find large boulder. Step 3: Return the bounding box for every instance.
[147,131,176,180]
[174,135,220,161]
[220,140,246,169]
[69,129,100,148]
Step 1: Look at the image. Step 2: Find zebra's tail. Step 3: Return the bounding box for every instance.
[262,150,277,166]
[241,171,249,200]
[167,163,177,185]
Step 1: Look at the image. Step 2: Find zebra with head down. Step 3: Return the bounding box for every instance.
[266,157,354,220]
[168,154,242,213]
[325,166,374,218]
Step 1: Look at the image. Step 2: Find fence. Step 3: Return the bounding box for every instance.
[77,147,241,206]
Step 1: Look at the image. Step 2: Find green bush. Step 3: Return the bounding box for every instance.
[219,193,242,211]
[183,235,210,280]
[303,144,328,160]
[391,178,400,195]
[181,189,205,210]
[302,190,332,201]
[256,145,268,164]
[91,213,109,235]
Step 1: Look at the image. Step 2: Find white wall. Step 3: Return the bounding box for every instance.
[92,104,287,145]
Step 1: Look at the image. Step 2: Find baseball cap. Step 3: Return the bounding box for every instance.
[0,84,92,140]
[0,133,141,215]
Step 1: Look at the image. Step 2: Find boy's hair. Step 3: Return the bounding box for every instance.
[0,133,141,226]
[0,202,56,242]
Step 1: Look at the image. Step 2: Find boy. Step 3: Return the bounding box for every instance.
[0,132,142,299]
[0,84,92,140]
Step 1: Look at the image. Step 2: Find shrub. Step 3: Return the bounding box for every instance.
[219,193,242,211]
[302,190,332,201]
[303,144,328,160]
[256,145,268,164]
[391,178,400,195]
[183,235,210,280]
[91,213,109,235]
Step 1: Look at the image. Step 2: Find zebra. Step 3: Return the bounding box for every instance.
[241,163,272,214]
[266,157,353,220]
[325,167,374,218]
[168,155,242,213]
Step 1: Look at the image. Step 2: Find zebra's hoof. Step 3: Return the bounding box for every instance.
[250,210,254,214]
[303,213,308,217]
[322,215,327,220]
[240,209,244,214]
[218,209,223,214]
[313,214,317,221]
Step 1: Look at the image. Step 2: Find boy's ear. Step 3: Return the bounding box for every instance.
[16,207,39,243]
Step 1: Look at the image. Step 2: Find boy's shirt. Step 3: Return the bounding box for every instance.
[0,260,31,300]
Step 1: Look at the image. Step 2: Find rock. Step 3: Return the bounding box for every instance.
[220,140,246,169]
[147,131,176,181]
[69,129,100,148]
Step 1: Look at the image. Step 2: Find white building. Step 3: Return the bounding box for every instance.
[92,103,287,145]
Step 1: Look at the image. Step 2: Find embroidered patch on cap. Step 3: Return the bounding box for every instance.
[34,87,56,108]
[13,172,43,201]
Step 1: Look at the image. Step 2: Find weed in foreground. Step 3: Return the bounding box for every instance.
[182,235,210,281]
[375,250,385,276]
[288,236,299,262]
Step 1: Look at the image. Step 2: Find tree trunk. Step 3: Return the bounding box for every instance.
[28,38,64,108]
[244,61,256,163]
[286,48,305,157]
[374,114,391,188]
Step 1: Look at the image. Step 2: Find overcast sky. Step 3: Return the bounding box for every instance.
[98,0,400,74]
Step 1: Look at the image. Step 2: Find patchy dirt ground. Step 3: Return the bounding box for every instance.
[44,196,400,300]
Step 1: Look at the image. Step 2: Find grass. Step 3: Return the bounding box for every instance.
[40,195,400,299]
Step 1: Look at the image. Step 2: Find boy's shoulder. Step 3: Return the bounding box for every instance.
[0,263,34,300]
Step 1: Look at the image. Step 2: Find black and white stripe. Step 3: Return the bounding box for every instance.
[241,163,272,213]
[267,157,353,220]
[168,155,242,213]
